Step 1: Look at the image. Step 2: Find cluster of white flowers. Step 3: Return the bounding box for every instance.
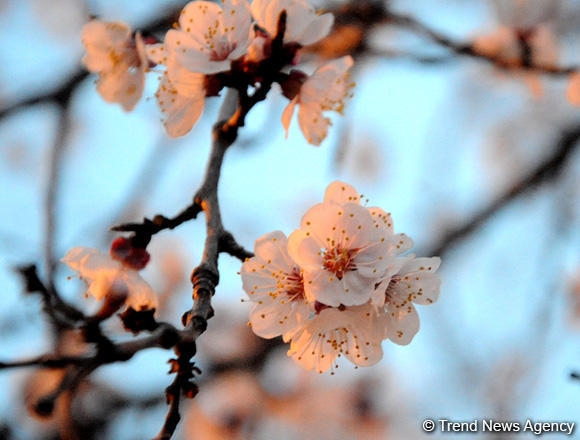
[81,0,355,145]
[241,181,441,373]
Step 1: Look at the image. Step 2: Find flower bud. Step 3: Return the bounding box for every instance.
[279,69,308,100]
[110,237,150,270]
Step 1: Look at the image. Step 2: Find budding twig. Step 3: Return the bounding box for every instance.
[155,88,244,440]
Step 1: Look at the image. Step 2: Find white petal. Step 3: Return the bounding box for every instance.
[368,207,394,233]
[167,58,206,98]
[281,98,297,138]
[323,181,361,205]
[165,30,215,73]
[156,73,205,137]
[249,301,297,339]
[297,103,329,146]
[295,12,333,46]
[178,1,223,41]
[97,65,144,111]
[287,229,322,270]
[124,272,159,310]
[222,0,253,57]
[304,268,343,306]
[342,305,384,366]
[81,20,131,72]
[385,303,419,345]
[287,323,338,373]
[146,43,167,65]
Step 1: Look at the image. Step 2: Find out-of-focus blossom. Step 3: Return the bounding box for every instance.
[472,25,558,98]
[491,0,561,30]
[62,247,158,311]
[184,372,264,439]
[81,20,148,111]
[164,0,253,75]
[251,0,334,46]
[282,55,355,145]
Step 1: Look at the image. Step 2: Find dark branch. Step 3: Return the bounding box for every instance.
[14,264,85,329]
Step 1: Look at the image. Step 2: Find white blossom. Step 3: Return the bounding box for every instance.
[379,256,441,345]
[164,0,253,75]
[62,247,158,311]
[241,181,442,373]
[287,181,406,308]
[81,20,148,111]
[241,231,310,339]
[282,56,354,145]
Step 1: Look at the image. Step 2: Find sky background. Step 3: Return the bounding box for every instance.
[0,0,580,438]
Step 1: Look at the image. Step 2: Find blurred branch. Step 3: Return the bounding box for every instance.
[425,123,580,257]
[313,1,579,75]
[386,11,578,75]
[44,102,73,294]
[14,264,85,329]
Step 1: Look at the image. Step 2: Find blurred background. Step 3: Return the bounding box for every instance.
[0,0,579,438]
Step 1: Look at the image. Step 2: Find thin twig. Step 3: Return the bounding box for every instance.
[154,88,241,440]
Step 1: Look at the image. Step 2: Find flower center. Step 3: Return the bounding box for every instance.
[283,267,305,301]
[314,301,346,314]
[209,39,237,61]
[322,246,357,280]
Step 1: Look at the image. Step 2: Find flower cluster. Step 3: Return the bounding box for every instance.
[241,181,441,373]
[81,0,355,145]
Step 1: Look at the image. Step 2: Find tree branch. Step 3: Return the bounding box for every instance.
[386,10,579,75]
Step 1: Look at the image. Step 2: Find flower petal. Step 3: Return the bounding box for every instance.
[385,303,419,345]
[323,181,362,205]
[295,11,333,46]
[156,73,205,137]
[281,98,297,138]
